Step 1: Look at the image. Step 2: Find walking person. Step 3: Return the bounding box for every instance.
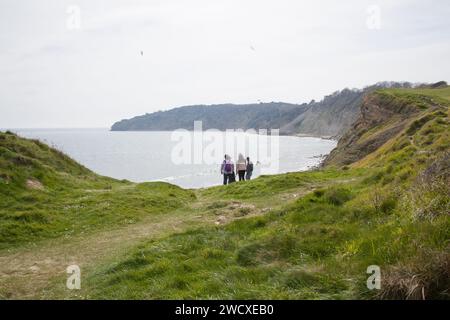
[236,153,246,181]
[220,154,235,185]
[245,157,254,180]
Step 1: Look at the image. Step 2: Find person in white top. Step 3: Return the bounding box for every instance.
[236,153,247,181]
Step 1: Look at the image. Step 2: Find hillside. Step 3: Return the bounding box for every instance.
[325,86,450,166]
[112,102,308,133]
[0,86,449,300]
[0,131,195,249]
[111,82,415,137]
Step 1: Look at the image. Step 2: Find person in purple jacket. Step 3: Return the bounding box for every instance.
[220,154,235,185]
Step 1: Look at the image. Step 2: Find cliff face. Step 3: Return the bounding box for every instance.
[324,86,449,167]
[280,88,364,137]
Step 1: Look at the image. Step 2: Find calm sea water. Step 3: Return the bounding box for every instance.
[13,129,336,189]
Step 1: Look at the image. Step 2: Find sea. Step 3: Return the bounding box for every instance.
[12,128,337,189]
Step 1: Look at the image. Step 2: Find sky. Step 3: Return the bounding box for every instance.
[0,0,449,128]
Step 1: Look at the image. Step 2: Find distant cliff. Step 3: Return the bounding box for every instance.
[279,88,365,137]
[111,102,308,133]
[111,82,415,137]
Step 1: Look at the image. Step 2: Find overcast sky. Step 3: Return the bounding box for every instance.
[1,0,449,128]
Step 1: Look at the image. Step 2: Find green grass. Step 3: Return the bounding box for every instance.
[201,169,358,200]
[84,173,449,299]
[385,86,450,103]
[0,132,195,249]
[1,86,449,299]
[376,86,450,110]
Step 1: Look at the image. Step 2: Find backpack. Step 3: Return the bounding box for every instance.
[224,161,233,174]
[247,162,254,172]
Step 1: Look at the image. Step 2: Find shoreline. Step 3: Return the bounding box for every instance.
[109,128,338,141]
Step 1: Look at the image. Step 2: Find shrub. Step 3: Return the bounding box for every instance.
[313,189,325,197]
[380,197,397,213]
[371,188,398,214]
[324,187,353,206]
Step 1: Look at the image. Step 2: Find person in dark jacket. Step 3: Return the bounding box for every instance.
[245,157,254,180]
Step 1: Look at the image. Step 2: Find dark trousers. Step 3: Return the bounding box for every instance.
[223,173,234,185]
[238,170,245,181]
[246,171,252,180]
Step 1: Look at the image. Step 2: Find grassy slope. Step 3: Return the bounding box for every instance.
[0,132,195,249]
[81,87,449,300]
[0,86,449,299]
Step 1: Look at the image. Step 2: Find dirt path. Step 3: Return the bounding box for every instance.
[0,209,200,298]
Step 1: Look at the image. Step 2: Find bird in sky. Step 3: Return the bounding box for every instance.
[140,51,144,56]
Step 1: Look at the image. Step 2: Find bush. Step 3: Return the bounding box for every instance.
[380,197,397,213]
[313,189,325,197]
[371,188,398,214]
[324,187,353,206]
